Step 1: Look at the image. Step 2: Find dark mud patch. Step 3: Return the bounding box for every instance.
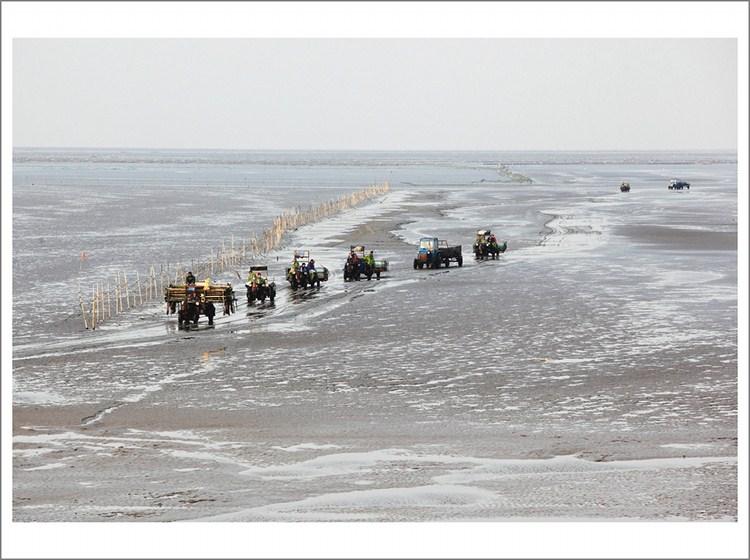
[617,225,736,252]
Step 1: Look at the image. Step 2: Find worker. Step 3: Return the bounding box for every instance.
[256,273,266,286]
[364,251,375,268]
[186,271,196,285]
[247,269,257,285]
[308,258,316,271]
[289,257,299,281]
[203,277,212,289]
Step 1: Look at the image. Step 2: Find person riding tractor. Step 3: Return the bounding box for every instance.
[364,251,375,268]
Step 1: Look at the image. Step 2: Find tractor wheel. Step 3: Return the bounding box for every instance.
[457,257,463,267]
[376,271,381,280]
[413,260,418,269]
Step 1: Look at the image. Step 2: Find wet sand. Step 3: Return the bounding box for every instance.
[13,186,737,522]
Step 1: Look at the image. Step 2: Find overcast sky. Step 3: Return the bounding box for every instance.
[13,38,737,151]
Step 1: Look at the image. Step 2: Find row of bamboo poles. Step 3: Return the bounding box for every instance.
[79,183,390,329]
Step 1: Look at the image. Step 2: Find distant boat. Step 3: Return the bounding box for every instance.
[620,182,631,192]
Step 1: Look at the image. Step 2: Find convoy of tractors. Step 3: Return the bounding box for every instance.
[164,228,507,328]
[165,177,695,327]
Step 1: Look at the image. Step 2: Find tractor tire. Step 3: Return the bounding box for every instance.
[376,271,381,280]
[457,257,463,267]
[413,259,418,269]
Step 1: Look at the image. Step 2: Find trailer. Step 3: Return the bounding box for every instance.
[344,245,389,281]
[413,237,463,269]
[472,229,507,260]
[245,265,276,304]
[286,250,329,290]
[164,281,236,327]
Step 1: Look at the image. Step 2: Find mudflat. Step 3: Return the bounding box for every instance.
[13,186,737,521]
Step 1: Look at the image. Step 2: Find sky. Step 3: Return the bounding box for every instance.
[13,38,737,151]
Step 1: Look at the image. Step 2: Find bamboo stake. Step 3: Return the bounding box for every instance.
[91,286,97,330]
[79,292,89,330]
[124,273,130,309]
[136,271,143,305]
[107,281,112,319]
[115,271,121,313]
[96,282,101,323]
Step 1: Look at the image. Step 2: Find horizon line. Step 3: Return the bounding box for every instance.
[12,146,739,153]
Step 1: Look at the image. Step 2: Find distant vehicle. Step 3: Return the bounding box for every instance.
[164,281,235,327]
[620,182,631,192]
[245,265,276,304]
[668,179,690,190]
[344,245,388,281]
[286,250,329,290]
[472,229,507,260]
[413,237,463,269]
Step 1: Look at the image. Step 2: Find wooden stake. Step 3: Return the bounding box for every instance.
[91,286,97,330]
[79,292,89,330]
[115,271,121,313]
[124,273,130,309]
[136,271,143,305]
